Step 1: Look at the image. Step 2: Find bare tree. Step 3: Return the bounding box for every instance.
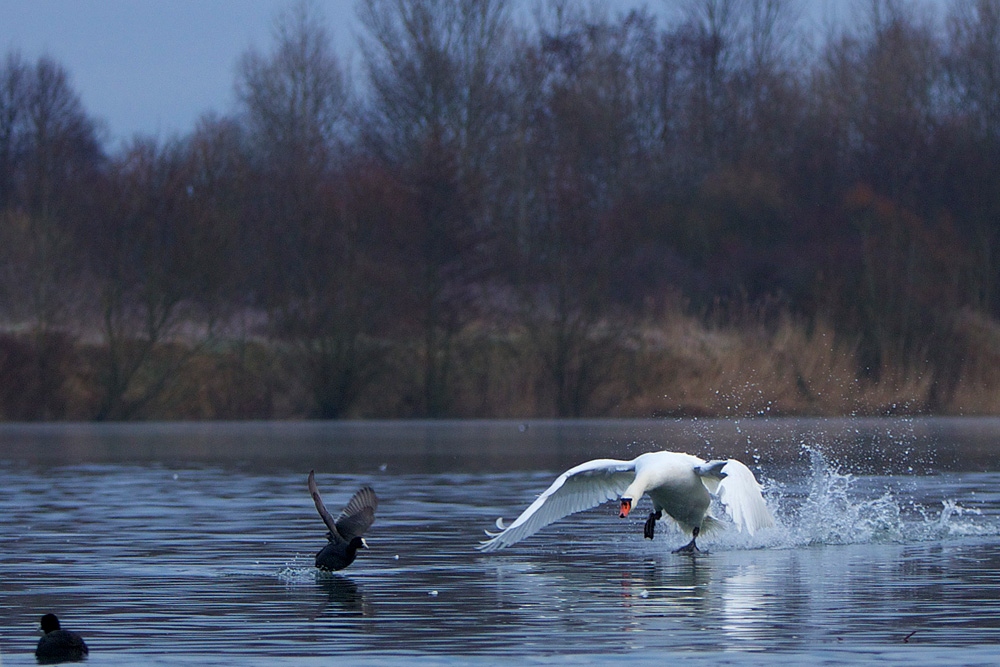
[237,1,382,418]
[503,8,657,416]
[941,0,1000,316]
[358,0,513,416]
[0,55,101,419]
[0,56,101,331]
[0,52,28,212]
[237,1,347,171]
[947,0,1000,138]
[806,1,949,378]
[85,138,220,420]
[666,0,803,171]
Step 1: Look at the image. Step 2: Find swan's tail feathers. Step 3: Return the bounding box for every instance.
[716,459,775,535]
[699,514,725,535]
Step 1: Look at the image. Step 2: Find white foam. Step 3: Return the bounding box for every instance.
[706,447,1000,551]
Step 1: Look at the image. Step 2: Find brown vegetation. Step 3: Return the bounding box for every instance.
[0,302,996,420]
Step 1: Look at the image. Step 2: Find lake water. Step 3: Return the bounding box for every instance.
[1,418,999,665]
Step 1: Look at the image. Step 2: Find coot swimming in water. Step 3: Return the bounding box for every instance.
[35,613,88,664]
[308,470,378,571]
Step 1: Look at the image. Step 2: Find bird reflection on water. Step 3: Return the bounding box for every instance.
[312,574,373,618]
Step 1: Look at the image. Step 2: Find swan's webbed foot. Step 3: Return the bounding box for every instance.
[672,539,700,554]
[643,510,662,539]
[672,526,701,554]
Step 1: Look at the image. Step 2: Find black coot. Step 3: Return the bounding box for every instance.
[308,470,378,571]
[35,613,88,664]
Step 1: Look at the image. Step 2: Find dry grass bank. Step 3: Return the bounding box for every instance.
[1,307,998,420]
[612,313,936,418]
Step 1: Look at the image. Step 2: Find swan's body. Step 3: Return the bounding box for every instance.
[478,451,773,552]
[308,471,378,571]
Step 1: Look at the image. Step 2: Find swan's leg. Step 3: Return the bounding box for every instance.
[643,510,662,539]
[672,526,701,554]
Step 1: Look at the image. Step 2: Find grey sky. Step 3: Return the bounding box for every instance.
[0,0,355,144]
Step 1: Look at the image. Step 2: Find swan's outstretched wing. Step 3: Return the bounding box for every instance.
[478,458,637,552]
[714,459,774,535]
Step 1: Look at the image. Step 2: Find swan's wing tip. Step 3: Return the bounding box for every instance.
[476,458,636,552]
[482,517,507,538]
[476,538,504,552]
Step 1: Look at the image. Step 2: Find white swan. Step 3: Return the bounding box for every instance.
[478,451,774,553]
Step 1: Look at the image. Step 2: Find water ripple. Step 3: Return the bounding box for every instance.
[1,422,1000,664]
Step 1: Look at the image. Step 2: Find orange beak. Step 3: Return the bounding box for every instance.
[619,498,632,518]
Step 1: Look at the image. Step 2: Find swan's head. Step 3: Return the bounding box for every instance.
[619,497,632,518]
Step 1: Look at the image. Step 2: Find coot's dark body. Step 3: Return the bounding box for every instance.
[308,472,377,571]
[36,613,88,664]
[315,533,368,571]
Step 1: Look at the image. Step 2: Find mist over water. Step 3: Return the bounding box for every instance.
[1,418,999,665]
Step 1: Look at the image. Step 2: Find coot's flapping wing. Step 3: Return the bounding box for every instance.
[308,470,343,541]
[335,485,378,541]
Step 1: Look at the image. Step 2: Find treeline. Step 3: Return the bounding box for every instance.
[2,0,1000,421]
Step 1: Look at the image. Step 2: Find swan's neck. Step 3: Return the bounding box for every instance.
[622,473,650,503]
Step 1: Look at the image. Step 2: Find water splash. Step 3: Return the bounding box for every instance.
[277,559,319,582]
[915,498,990,539]
[777,447,904,546]
[712,447,998,550]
